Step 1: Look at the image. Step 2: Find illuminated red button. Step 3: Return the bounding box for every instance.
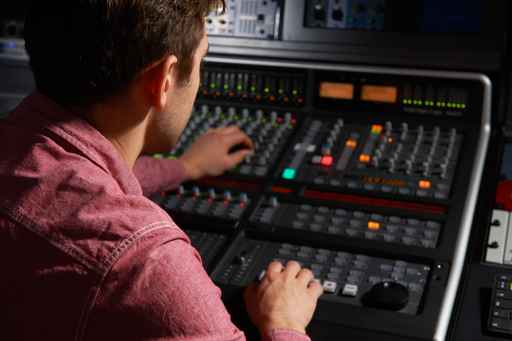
[321,156,334,167]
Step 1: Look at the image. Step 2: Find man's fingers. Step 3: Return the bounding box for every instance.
[223,131,254,150]
[308,279,324,298]
[225,149,253,169]
[283,261,302,278]
[265,261,284,281]
[296,268,314,285]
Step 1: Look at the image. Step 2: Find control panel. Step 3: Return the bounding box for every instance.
[250,196,442,248]
[153,184,253,230]
[206,0,282,39]
[155,104,297,178]
[278,118,462,201]
[212,233,430,315]
[305,0,385,31]
[148,58,490,341]
[200,66,306,106]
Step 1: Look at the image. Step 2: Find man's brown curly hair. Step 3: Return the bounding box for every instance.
[24,0,224,107]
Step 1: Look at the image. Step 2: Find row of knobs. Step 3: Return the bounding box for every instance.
[178,186,249,204]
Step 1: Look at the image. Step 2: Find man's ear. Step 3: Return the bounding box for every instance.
[144,55,178,111]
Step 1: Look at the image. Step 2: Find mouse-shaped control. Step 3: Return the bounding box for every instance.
[361,281,409,311]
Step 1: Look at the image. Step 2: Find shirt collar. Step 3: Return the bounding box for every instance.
[18,92,143,196]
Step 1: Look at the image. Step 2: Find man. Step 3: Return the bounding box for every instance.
[0,1,323,340]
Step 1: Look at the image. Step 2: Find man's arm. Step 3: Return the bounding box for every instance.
[133,156,187,196]
[84,232,312,341]
[134,126,253,196]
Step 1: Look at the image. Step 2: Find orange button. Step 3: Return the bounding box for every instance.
[359,154,371,163]
[419,180,431,189]
[368,221,381,230]
[345,139,358,149]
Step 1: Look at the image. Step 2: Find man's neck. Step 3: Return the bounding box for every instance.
[83,94,151,169]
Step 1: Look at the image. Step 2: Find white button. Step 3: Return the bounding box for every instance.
[342,284,358,297]
[307,145,317,153]
[323,280,337,294]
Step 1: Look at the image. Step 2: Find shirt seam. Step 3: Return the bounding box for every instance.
[74,221,180,341]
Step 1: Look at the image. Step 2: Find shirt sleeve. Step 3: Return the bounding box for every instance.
[84,230,311,341]
[133,156,188,196]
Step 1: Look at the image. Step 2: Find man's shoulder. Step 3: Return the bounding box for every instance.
[0,101,187,274]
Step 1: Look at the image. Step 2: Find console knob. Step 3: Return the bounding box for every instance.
[269,197,279,208]
[223,190,233,202]
[240,193,249,204]
[191,186,201,197]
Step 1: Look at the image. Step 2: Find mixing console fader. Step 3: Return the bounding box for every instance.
[155,104,297,178]
[278,118,462,201]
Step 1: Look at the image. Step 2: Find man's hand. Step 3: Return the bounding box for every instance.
[244,261,324,336]
[179,126,253,181]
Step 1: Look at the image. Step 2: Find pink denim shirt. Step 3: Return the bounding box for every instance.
[0,93,310,341]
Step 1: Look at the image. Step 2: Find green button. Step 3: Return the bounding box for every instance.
[282,168,296,180]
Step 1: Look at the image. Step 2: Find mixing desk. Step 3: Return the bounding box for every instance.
[155,104,297,178]
[278,118,462,201]
[148,58,491,341]
[212,234,430,315]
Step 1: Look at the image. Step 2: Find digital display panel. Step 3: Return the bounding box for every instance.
[361,85,397,103]
[319,82,354,100]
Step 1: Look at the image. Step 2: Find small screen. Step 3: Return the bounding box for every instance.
[361,85,397,103]
[305,0,482,34]
[319,82,354,100]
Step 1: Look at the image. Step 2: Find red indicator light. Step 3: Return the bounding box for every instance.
[321,156,334,167]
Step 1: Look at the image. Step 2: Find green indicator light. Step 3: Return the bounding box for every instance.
[237,85,243,91]
[462,104,467,109]
[264,88,270,93]
[292,90,298,95]
[278,89,284,94]
[153,154,164,159]
[210,83,216,89]
[282,168,296,180]
[224,84,229,90]
[418,100,423,105]
[251,86,256,92]
[167,155,177,160]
